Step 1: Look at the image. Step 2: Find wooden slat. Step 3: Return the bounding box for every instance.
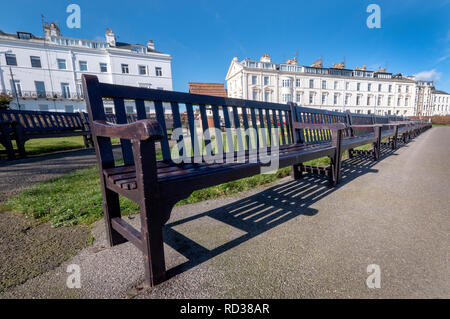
[113,98,134,165]
[186,103,200,158]
[242,107,251,150]
[222,106,234,153]
[170,102,185,158]
[154,100,171,162]
[250,108,259,150]
[135,99,147,120]
[210,105,223,155]
[232,106,244,152]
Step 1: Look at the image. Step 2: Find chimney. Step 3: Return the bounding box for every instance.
[105,28,116,47]
[260,54,271,63]
[147,40,155,51]
[43,22,61,39]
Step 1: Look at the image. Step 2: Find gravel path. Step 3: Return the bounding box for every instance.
[0,148,100,203]
[1,127,449,298]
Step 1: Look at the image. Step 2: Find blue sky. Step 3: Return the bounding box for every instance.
[2,0,449,92]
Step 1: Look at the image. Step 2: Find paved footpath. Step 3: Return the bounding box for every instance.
[1,127,449,298]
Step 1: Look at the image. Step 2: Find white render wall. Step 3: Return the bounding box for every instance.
[0,32,172,112]
[226,59,418,116]
[432,93,450,115]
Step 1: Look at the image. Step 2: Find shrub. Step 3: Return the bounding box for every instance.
[0,94,12,109]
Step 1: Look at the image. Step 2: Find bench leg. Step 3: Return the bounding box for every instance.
[0,129,15,160]
[103,188,128,246]
[13,124,27,158]
[348,148,355,159]
[292,164,303,180]
[83,135,90,149]
[331,129,343,186]
[140,200,166,287]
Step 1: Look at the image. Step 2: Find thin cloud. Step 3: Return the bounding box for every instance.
[414,69,442,81]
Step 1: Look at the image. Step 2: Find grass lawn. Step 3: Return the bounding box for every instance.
[2,132,374,228]
[0,136,121,159]
[0,136,88,159]
[1,155,333,228]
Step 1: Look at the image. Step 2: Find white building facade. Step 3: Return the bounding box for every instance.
[0,22,172,113]
[226,55,418,116]
[432,90,450,115]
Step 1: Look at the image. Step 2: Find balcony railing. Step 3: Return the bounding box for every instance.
[0,90,85,100]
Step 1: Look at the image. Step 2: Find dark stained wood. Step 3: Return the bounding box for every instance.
[81,74,432,288]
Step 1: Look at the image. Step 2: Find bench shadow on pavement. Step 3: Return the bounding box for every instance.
[163,143,404,280]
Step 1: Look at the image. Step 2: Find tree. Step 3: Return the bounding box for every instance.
[0,94,12,109]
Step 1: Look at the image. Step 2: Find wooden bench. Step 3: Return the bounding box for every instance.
[82,74,430,287]
[0,121,16,160]
[0,109,93,159]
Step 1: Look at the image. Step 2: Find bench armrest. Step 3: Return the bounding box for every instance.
[92,119,164,141]
[292,122,347,130]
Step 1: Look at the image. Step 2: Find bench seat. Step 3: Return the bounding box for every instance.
[104,142,336,199]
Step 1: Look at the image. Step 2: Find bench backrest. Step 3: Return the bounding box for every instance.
[84,75,303,166]
[291,104,350,144]
[82,75,414,167]
[0,109,87,133]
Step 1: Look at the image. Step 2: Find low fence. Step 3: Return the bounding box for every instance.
[410,116,450,125]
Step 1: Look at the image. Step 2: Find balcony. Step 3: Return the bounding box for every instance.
[0,90,85,101]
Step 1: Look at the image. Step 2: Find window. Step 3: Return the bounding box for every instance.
[378,96,382,106]
[155,67,162,76]
[139,65,147,75]
[100,63,108,73]
[105,107,114,114]
[378,84,382,92]
[126,106,134,114]
[264,77,269,86]
[121,64,129,74]
[397,97,401,106]
[345,95,350,105]
[282,94,292,103]
[282,79,291,87]
[12,80,22,96]
[334,94,338,105]
[309,79,314,89]
[322,80,326,89]
[356,95,361,106]
[296,93,301,103]
[388,85,392,93]
[34,81,46,98]
[79,61,87,71]
[61,83,71,98]
[5,53,17,66]
[295,79,301,87]
[334,81,338,90]
[309,92,314,104]
[367,96,371,105]
[406,86,409,93]
[357,83,361,91]
[30,56,41,68]
[345,82,349,90]
[39,104,49,112]
[65,105,74,113]
[322,94,326,105]
[405,98,409,106]
[252,91,258,100]
[264,91,270,102]
[57,59,66,70]
[398,85,401,93]
[368,83,371,92]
